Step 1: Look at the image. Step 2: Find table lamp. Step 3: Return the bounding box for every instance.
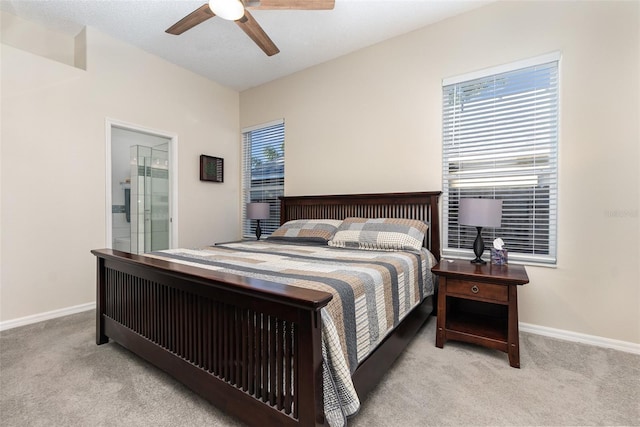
[458,198,503,264]
[246,202,270,240]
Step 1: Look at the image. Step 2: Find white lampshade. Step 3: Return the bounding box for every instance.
[209,0,245,21]
[459,198,502,228]
[246,202,270,220]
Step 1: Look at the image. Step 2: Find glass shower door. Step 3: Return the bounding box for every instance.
[130,145,169,254]
[149,147,169,252]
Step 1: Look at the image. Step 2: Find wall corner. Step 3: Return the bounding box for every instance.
[74,27,87,70]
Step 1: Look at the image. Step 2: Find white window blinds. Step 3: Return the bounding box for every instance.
[242,120,285,238]
[442,54,559,265]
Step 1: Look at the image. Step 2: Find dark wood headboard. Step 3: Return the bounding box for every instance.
[279,191,441,260]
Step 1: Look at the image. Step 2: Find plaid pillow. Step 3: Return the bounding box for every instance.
[268,219,343,243]
[328,217,428,251]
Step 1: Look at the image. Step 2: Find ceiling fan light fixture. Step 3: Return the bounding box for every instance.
[209,0,245,21]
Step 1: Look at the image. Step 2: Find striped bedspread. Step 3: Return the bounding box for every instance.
[147,240,436,426]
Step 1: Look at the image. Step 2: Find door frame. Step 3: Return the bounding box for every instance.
[105,117,179,250]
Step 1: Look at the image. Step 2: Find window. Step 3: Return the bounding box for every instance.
[242,120,285,238]
[442,53,559,265]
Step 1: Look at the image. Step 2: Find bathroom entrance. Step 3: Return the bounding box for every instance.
[107,120,177,254]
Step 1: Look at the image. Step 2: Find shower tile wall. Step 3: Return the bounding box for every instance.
[112,199,131,249]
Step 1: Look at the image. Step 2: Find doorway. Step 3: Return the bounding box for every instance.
[106,119,178,253]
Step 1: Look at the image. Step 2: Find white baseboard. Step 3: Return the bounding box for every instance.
[0,302,96,332]
[1,303,638,355]
[520,322,640,355]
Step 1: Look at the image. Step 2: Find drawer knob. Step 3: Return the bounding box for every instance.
[471,285,479,294]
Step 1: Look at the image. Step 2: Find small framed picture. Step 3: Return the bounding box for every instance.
[200,155,224,182]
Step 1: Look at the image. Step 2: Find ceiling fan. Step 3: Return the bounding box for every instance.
[165,0,335,56]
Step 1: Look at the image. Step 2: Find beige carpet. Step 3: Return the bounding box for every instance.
[1,310,638,426]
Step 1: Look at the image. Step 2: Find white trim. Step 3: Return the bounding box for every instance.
[442,51,562,86]
[170,133,179,248]
[520,322,640,355]
[441,252,558,269]
[0,302,95,331]
[105,118,179,250]
[241,118,284,133]
[105,122,113,247]
[1,303,637,355]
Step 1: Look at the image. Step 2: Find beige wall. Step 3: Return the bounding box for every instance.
[0,12,75,66]
[240,1,640,344]
[1,14,240,321]
[2,1,638,345]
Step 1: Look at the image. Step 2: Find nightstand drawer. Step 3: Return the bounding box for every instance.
[447,279,509,303]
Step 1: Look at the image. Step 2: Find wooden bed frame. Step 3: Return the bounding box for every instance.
[92,191,441,426]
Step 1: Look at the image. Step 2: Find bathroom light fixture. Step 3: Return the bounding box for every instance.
[458,198,503,264]
[246,202,270,240]
[209,0,245,21]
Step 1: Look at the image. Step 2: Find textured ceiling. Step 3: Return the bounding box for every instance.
[0,0,491,91]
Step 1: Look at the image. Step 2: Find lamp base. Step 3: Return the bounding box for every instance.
[255,220,262,241]
[470,226,486,265]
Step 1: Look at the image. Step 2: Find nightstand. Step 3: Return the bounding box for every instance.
[432,260,529,368]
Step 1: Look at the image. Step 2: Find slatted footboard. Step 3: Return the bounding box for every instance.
[93,250,333,426]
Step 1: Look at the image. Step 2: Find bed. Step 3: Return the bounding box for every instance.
[92,191,441,426]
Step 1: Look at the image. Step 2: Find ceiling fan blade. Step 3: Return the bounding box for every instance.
[236,10,280,56]
[166,4,215,35]
[245,0,335,10]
